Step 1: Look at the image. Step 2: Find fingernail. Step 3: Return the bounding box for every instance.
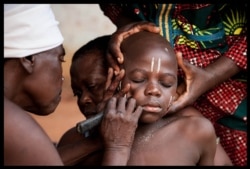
[114,70,119,76]
[118,57,123,63]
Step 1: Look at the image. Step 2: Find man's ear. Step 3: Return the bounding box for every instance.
[20,55,35,74]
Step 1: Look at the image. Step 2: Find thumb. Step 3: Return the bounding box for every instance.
[176,51,193,80]
[168,100,183,114]
[176,51,186,72]
[167,95,189,114]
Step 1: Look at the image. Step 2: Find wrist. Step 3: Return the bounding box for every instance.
[102,145,131,165]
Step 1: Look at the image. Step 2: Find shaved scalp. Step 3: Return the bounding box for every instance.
[121,31,176,61]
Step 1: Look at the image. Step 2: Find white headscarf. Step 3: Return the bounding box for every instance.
[4,4,64,58]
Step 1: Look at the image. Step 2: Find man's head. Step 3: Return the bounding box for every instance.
[4,4,65,115]
[121,31,178,123]
[70,35,111,118]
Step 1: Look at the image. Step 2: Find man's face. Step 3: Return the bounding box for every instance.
[70,52,107,119]
[25,45,65,115]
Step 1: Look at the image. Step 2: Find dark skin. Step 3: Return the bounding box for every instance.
[4,45,113,165]
[107,20,241,114]
[4,46,65,116]
[118,31,216,165]
[58,44,142,165]
[106,20,234,166]
[59,26,231,164]
[60,32,217,166]
[4,18,161,166]
[70,49,129,118]
[70,50,109,118]
[107,21,161,75]
[4,46,66,165]
[4,44,141,166]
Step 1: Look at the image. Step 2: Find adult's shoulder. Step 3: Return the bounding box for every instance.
[4,96,62,165]
[4,96,31,123]
[4,96,38,128]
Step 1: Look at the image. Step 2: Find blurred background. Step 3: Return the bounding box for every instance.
[30,4,116,143]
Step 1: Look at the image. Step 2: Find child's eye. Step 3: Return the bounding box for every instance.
[132,78,145,83]
[159,81,172,88]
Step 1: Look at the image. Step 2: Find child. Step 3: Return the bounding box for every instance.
[101,31,217,165]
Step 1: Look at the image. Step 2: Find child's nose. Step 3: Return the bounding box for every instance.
[144,82,161,97]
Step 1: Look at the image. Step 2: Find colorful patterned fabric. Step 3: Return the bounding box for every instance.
[99,3,247,166]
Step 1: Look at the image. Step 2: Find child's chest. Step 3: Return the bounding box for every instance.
[128,121,200,165]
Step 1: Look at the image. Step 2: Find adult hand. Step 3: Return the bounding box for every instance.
[107,21,160,75]
[101,97,142,148]
[97,67,130,112]
[100,97,143,165]
[104,68,130,98]
[168,52,214,113]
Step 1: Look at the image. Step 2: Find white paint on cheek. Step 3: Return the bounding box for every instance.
[151,57,155,72]
[157,58,161,73]
[165,48,168,52]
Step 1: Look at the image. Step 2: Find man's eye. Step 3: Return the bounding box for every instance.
[87,84,96,90]
[73,90,82,98]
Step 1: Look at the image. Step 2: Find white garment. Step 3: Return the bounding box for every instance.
[4,4,64,58]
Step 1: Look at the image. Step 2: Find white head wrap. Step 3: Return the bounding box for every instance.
[4,4,64,58]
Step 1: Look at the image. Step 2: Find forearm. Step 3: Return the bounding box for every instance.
[204,55,241,89]
[57,139,101,165]
[206,35,247,87]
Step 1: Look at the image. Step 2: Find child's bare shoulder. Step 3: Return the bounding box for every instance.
[174,106,216,142]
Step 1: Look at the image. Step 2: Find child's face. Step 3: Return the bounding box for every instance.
[122,32,177,123]
[70,52,107,118]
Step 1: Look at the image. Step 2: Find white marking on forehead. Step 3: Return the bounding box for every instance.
[165,48,169,53]
[157,58,161,73]
[151,57,155,72]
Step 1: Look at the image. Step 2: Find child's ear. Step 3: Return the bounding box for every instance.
[20,55,35,74]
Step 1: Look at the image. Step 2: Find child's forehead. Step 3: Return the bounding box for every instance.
[123,48,177,74]
[123,32,174,55]
[126,46,173,61]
